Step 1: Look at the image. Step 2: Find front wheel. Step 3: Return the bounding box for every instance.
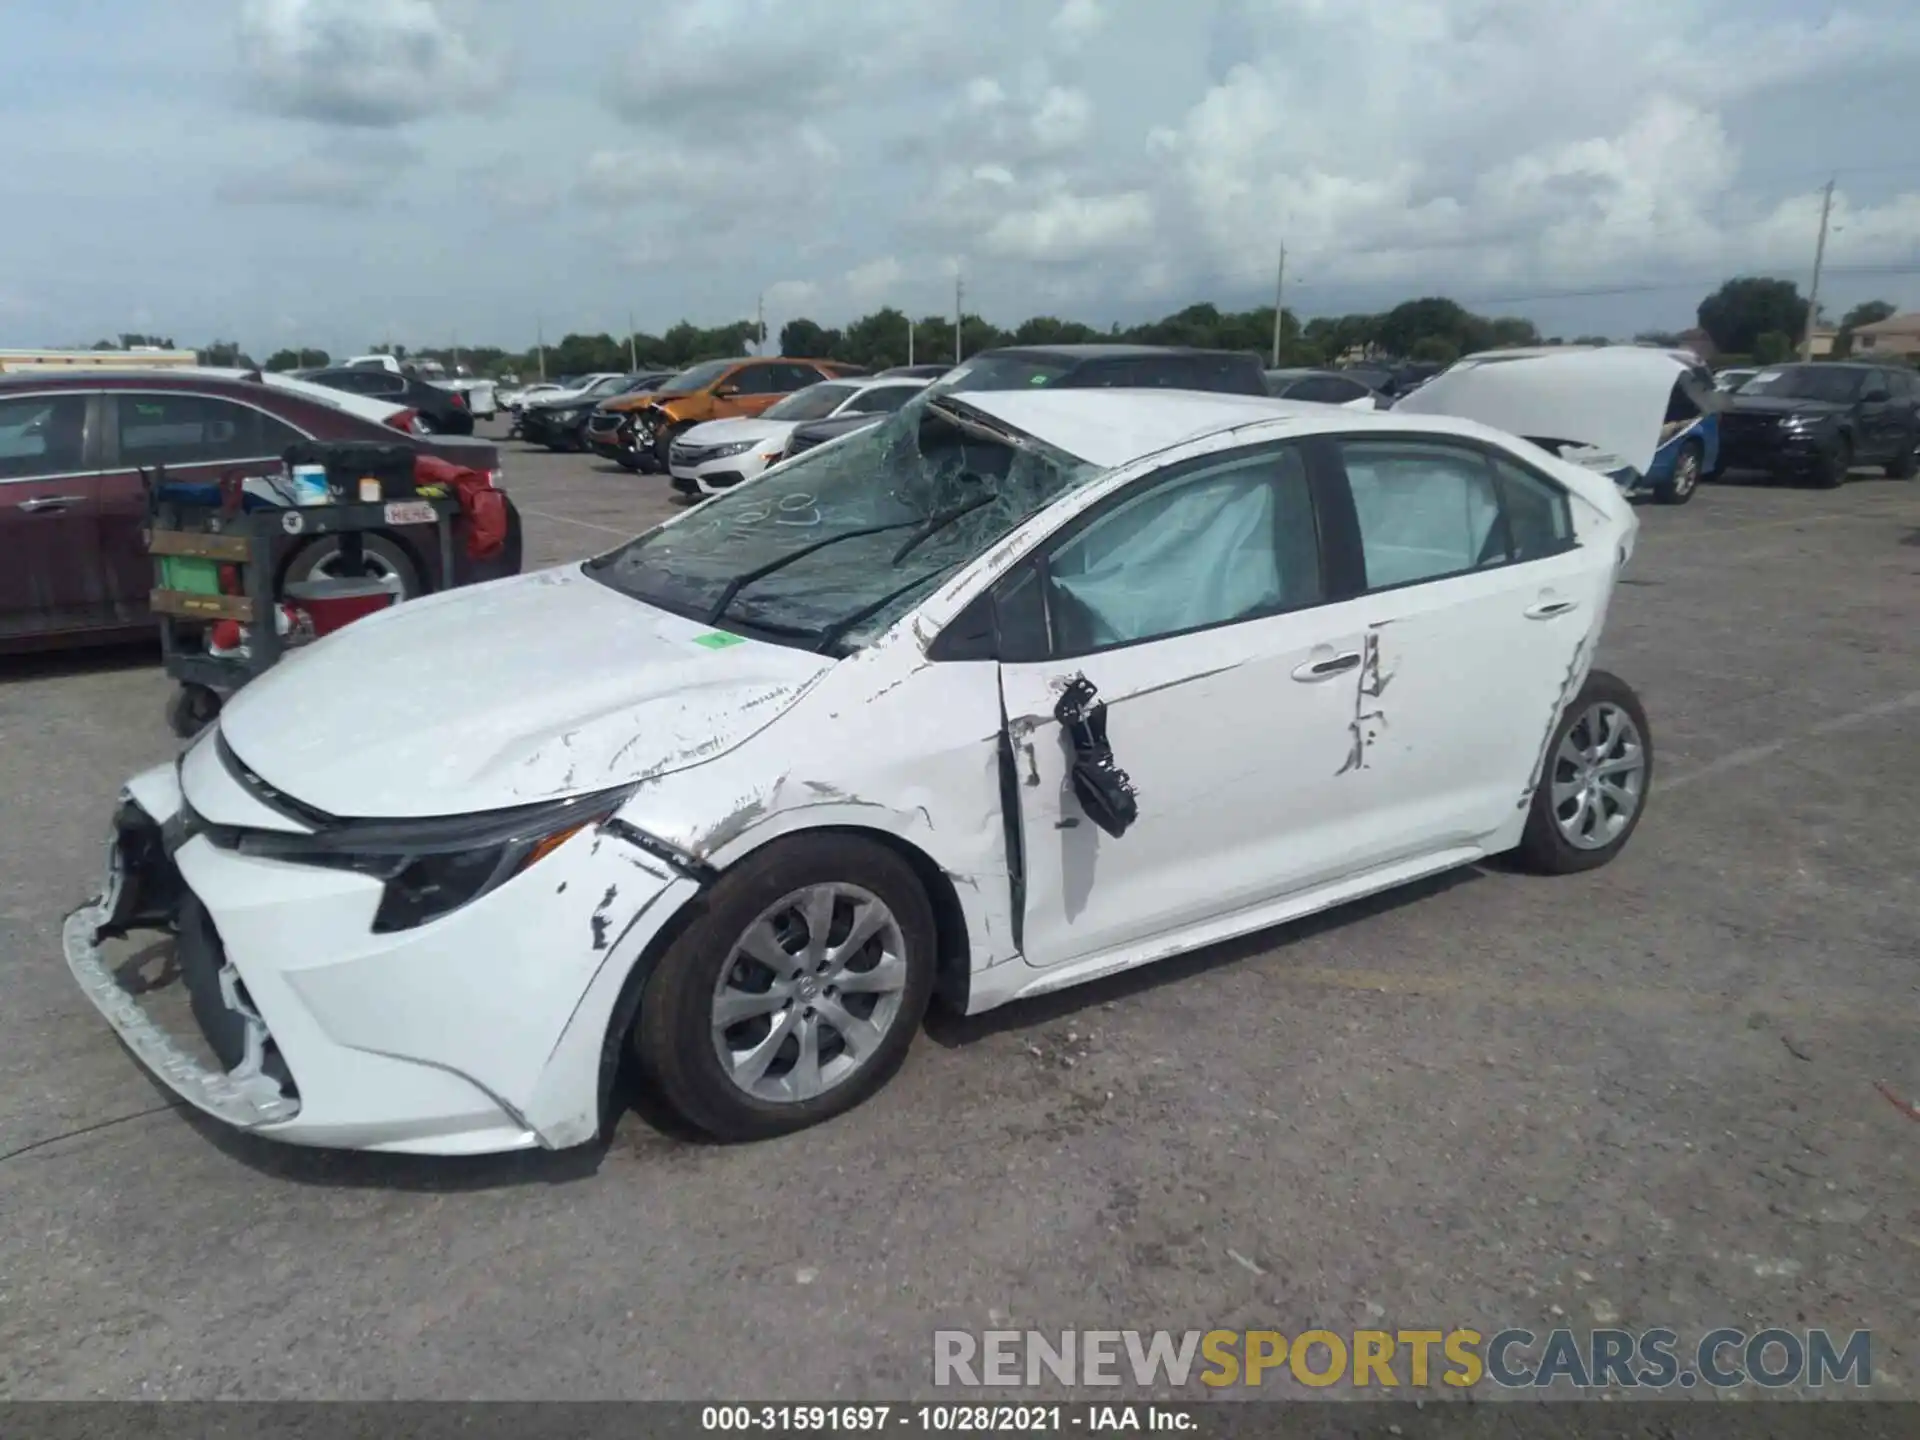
[1513,669,1653,875]
[633,834,936,1142]
[1813,436,1851,489]
[1655,440,1702,505]
[1886,438,1917,479]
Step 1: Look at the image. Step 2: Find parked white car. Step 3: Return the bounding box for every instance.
[66,387,1650,1155]
[669,375,931,495]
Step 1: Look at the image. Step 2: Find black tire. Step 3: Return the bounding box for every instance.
[653,422,683,472]
[1813,436,1851,489]
[281,533,425,600]
[1886,438,1917,479]
[633,834,937,1142]
[614,452,645,473]
[1654,440,1703,505]
[1513,668,1653,876]
[166,684,221,739]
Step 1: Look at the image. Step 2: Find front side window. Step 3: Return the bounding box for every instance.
[658,359,737,395]
[764,383,858,422]
[1042,445,1321,654]
[729,366,782,396]
[116,394,265,466]
[844,384,920,415]
[1342,440,1504,590]
[585,396,1098,652]
[0,394,88,479]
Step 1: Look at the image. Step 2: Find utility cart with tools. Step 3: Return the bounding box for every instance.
[146,442,459,738]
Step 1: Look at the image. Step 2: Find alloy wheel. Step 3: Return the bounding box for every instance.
[1550,701,1647,850]
[710,883,910,1104]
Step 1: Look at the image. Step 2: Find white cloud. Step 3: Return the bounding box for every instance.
[983,189,1153,262]
[844,256,905,306]
[764,279,820,310]
[236,0,500,127]
[965,77,1007,110]
[1030,88,1092,153]
[1050,0,1106,46]
[216,135,418,207]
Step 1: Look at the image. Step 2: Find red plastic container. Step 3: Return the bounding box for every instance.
[283,576,397,636]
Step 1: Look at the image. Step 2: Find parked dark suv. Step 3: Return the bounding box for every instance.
[1717,362,1920,487]
[299,365,475,435]
[931,344,1268,398]
[0,370,517,652]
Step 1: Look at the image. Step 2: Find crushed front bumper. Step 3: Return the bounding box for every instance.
[60,756,703,1154]
[62,770,301,1131]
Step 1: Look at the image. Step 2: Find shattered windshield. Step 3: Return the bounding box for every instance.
[932,354,1077,394]
[1737,367,1864,402]
[584,397,1098,653]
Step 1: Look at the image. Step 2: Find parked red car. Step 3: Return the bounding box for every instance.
[0,368,522,652]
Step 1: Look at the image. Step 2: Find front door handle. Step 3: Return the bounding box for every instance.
[1292,651,1362,681]
[17,495,85,514]
[1525,599,1579,620]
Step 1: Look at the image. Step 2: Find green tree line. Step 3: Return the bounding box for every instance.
[148,276,1902,381]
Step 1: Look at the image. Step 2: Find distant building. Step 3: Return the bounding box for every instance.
[1850,313,1920,359]
[1807,327,1838,358]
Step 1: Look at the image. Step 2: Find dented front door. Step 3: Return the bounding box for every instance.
[999,605,1374,971]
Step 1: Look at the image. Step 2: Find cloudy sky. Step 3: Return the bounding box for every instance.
[5,0,1920,356]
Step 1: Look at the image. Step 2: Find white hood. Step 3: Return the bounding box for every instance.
[679,416,798,449]
[1394,347,1688,477]
[217,567,834,819]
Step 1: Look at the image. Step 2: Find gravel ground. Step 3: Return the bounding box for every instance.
[1,424,1914,1400]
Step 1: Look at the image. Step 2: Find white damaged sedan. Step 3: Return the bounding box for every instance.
[66,388,1653,1153]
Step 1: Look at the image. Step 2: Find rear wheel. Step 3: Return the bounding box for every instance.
[282,533,424,601]
[1886,437,1917,479]
[1654,440,1702,505]
[1514,669,1652,876]
[634,835,936,1141]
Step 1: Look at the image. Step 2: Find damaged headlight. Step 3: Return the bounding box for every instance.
[235,786,635,932]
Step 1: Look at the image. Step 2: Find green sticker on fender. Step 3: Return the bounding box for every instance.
[693,631,746,649]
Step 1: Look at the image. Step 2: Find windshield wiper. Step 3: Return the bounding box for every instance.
[813,561,964,654]
[705,518,930,626]
[888,492,999,565]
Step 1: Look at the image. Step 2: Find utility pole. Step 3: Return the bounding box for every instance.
[907,308,915,367]
[1800,177,1835,361]
[954,274,964,364]
[627,310,637,370]
[756,293,766,354]
[1270,243,1287,367]
[536,317,546,381]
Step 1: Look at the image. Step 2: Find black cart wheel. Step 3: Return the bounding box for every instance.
[166,684,222,740]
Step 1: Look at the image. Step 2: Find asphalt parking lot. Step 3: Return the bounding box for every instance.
[2,421,1916,1399]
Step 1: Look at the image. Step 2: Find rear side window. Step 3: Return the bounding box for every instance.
[1490,456,1574,561]
[115,394,272,466]
[1341,441,1506,589]
[1291,375,1367,405]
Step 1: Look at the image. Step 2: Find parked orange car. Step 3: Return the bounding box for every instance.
[584,355,863,472]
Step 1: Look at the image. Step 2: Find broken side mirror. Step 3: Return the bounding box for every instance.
[1053,674,1139,839]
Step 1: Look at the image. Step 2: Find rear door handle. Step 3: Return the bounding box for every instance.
[1525,599,1579,620]
[16,495,86,514]
[1292,651,1362,681]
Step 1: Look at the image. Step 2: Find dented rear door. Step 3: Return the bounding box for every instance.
[1323,436,1614,845]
